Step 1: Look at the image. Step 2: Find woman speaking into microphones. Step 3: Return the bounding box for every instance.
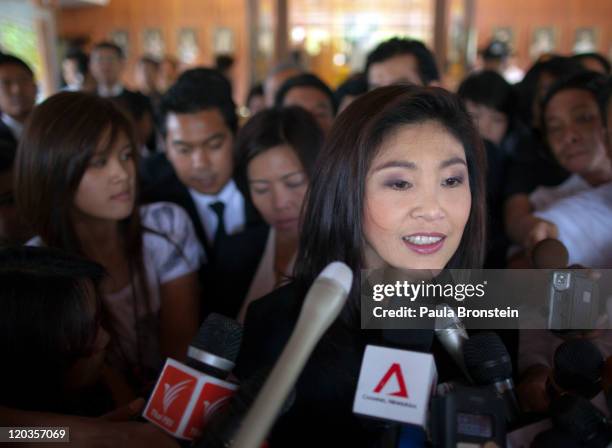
[234,84,492,447]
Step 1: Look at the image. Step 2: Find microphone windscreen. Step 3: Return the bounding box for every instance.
[192,313,244,363]
[553,338,603,398]
[463,332,513,384]
[532,238,569,269]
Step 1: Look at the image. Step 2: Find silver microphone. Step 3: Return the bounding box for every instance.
[434,303,473,383]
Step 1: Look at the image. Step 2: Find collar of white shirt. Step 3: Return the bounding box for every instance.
[1,113,23,140]
[189,179,240,207]
[188,180,245,243]
[97,84,124,97]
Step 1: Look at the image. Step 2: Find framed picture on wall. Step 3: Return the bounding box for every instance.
[143,28,165,59]
[110,29,129,57]
[491,26,516,52]
[177,28,199,64]
[573,27,598,54]
[214,27,234,54]
[530,27,558,60]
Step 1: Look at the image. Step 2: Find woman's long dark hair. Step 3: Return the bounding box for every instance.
[15,92,151,381]
[0,246,105,413]
[293,85,487,326]
[234,106,324,201]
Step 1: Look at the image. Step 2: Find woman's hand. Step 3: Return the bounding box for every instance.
[159,271,201,362]
[524,218,558,250]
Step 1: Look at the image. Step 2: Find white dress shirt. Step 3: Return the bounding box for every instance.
[97,83,124,97]
[1,113,23,140]
[189,179,246,245]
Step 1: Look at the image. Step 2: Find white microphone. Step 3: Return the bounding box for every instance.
[352,345,437,430]
[434,303,473,384]
[231,261,353,448]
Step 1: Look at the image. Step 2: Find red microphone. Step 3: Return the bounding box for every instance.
[143,313,242,440]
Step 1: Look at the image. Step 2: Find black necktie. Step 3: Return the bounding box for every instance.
[209,201,226,248]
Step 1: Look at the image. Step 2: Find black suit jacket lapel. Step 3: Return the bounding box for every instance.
[174,184,213,258]
[0,120,17,146]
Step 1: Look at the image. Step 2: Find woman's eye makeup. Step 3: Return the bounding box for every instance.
[384,179,412,190]
[89,157,106,168]
[443,175,465,187]
[120,149,133,161]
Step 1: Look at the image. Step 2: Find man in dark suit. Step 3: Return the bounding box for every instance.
[140,68,267,319]
[89,41,156,152]
[0,53,37,146]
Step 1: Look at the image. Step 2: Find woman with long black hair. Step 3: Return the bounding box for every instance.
[235,85,489,446]
[15,92,203,393]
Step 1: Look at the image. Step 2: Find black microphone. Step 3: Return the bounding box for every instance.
[551,338,603,400]
[463,332,521,426]
[551,394,612,448]
[142,313,244,440]
[186,313,244,380]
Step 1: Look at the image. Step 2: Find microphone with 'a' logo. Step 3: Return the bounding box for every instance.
[142,313,242,440]
[352,345,438,445]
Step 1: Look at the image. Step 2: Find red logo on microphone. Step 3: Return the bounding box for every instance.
[145,364,198,432]
[373,363,409,398]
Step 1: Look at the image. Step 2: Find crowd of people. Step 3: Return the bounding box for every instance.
[0,34,611,446]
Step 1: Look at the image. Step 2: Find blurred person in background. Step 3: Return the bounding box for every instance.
[479,39,525,84]
[135,56,161,107]
[157,55,179,93]
[234,107,323,322]
[503,56,585,249]
[365,37,440,89]
[263,61,302,107]
[0,139,31,245]
[0,54,37,145]
[274,73,336,135]
[334,73,368,114]
[62,49,94,92]
[245,83,265,117]
[89,42,153,126]
[572,52,611,76]
[512,72,611,261]
[140,68,266,319]
[458,70,525,156]
[215,54,235,87]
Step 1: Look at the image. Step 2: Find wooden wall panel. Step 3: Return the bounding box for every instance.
[475,0,612,70]
[58,0,612,99]
[58,0,250,104]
